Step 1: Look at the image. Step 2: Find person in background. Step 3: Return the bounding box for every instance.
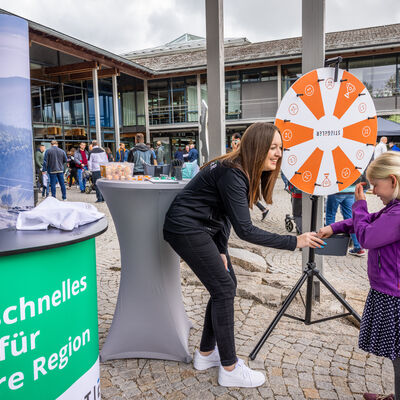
[88,140,108,203]
[67,148,78,188]
[116,143,129,162]
[35,144,46,191]
[287,182,302,234]
[42,140,67,200]
[389,142,400,152]
[319,152,400,400]
[164,122,324,388]
[231,133,242,151]
[174,147,184,161]
[104,147,114,162]
[75,142,89,193]
[183,144,190,162]
[146,143,157,161]
[156,141,165,165]
[128,133,156,175]
[325,181,366,257]
[374,136,388,159]
[188,143,199,163]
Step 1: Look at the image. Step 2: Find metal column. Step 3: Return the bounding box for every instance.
[301,0,326,300]
[112,74,120,149]
[277,64,282,107]
[144,79,150,144]
[205,0,225,159]
[197,74,203,164]
[92,67,102,146]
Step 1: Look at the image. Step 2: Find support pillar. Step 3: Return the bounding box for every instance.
[206,0,225,159]
[277,64,282,107]
[301,0,326,301]
[92,67,102,146]
[197,73,203,164]
[112,74,120,149]
[144,79,150,143]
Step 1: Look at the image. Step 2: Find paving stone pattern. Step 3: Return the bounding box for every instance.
[55,180,394,399]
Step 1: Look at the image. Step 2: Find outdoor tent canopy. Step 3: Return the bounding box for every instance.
[377,117,400,137]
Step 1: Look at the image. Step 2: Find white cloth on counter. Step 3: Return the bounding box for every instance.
[16,196,105,231]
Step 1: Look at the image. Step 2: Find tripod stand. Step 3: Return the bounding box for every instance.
[249,195,361,360]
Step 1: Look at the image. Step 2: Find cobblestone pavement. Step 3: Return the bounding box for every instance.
[55,180,393,399]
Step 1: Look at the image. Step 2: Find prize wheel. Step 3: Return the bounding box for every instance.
[276,68,377,196]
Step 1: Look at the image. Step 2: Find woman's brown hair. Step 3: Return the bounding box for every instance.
[204,122,282,207]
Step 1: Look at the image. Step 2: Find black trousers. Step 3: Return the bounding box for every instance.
[69,168,78,187]
[91,170,103,201]
[164,230,238,366]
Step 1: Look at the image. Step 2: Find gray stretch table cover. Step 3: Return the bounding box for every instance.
[97,179,193,363]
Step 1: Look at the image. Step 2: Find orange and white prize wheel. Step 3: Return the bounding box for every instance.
[276,68,377,195]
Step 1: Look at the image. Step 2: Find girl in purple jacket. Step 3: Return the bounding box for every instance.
[319,152,400,400]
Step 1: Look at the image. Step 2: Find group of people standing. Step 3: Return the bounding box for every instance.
[34,140,108,203]
[173,143,199,163]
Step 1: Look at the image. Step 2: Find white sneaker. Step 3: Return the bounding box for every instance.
[218,358,266,388]
[193,347,221,370]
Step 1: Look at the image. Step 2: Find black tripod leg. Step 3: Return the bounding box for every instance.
[249,271,309,360]
[314,270,361,322]
[304,270,314,324]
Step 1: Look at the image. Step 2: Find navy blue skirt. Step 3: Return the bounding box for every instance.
[359,289,400,360]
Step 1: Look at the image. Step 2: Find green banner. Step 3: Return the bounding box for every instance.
[0,239,100,399]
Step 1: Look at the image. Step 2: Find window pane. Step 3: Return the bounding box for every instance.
[136,91,145,125]
[62,83,86,126]
[122,92,136,126]
[187,85,198,122]
[281,64,301,97]
[349,56,397,97]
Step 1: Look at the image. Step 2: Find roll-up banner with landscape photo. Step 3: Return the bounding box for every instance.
[0,14,34,221]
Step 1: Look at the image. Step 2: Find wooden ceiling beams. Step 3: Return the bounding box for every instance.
[69,68,119,81]
[44,61,99,76]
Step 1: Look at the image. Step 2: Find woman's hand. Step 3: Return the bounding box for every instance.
[318,225,334,239]
[296,232,326,249]
[355,182,366,201]
[220,254,229,271]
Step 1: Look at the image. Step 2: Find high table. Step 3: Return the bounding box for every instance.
[0,218,107,400]
[97,179,192,363]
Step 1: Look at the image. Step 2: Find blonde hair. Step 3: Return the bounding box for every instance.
[366,151,400,200]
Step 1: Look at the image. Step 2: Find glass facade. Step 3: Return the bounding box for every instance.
[348,55,398,97]
[87,79,114,129]
[120,76,145,127]
[281,64,302,97]
[347,55,399,112]
[148,76,200,125]
[225,71,241,120]
[31,76,120,153]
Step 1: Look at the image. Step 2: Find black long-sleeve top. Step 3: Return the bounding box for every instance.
[164,161,297,254]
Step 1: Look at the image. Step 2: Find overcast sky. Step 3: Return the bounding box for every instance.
[0,0,399,55]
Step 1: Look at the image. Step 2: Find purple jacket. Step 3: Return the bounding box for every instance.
[331,199,400,298]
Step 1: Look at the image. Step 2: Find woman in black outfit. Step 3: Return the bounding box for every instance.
[163,122,324,388]
[67,148,78,188]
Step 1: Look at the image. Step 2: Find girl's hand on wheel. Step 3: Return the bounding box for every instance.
[296,232,326,249]
[318,225,334,239]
